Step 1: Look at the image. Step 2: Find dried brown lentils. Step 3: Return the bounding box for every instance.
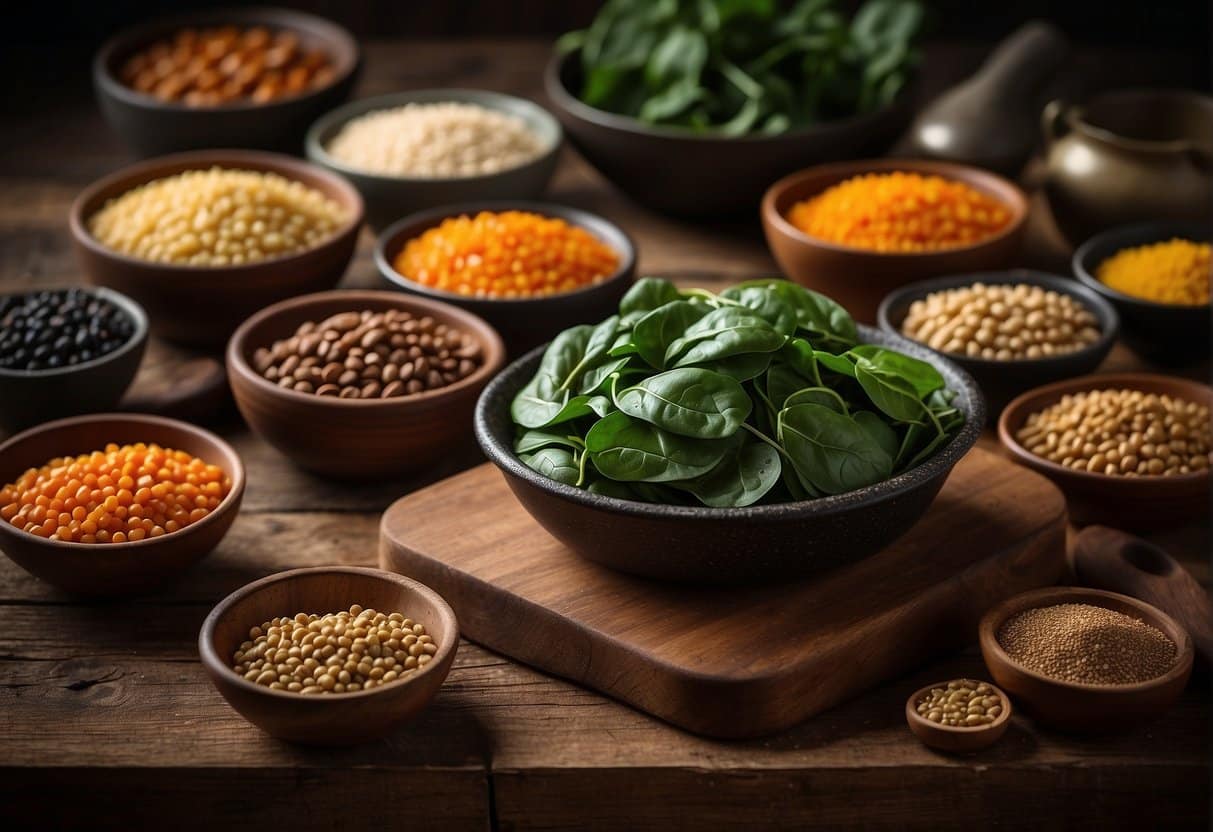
[914,679,1005,727]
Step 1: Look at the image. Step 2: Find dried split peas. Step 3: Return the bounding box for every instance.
[0,443,231,543]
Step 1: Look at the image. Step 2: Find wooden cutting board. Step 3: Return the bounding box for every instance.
[380,448,1066,738]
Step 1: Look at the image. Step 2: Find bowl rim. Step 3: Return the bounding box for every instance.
[761,158,1029,258]
[68,148,365,274]
[0,286,149,379]
[197,565,459,702]
[876,269,1121,370]
[1071,221,1212,313]
[1063,88,1213,156]
[374,199,638,306]
[997,371,1212,487]
[978,586,1195,693]
[93,4,361,114]
[904,678,1013,734]
[305,88,563,185]
[0,412,246,552]
[226,288,506,409]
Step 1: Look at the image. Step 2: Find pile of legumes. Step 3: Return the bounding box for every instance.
[998,603,1176,685]
[233,605,436,694]
[1015,388,1211,476]
[1096,238,1211,306]
[88,168,347,266]
[0,289,135,371]
[326,102,545,178]
[253,308,483,398]
[914,680,1005,727]
[787,172,1012,252]
[900,283,1101,360]
[394,210,620,298]
[0,443,231,543]
[119,26,336,106]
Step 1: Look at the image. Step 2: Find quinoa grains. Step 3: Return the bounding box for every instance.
[914,680,1005,727]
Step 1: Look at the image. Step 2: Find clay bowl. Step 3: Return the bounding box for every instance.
[70,149,364,349]
[0,413,245,597]
[199,566,458,745]
[878,270,1119,415]
[904,680,1013,753]
[998,373,1211,529]
[306,89,562,231]
[93,6,360,157]
[0,287,148,434]
[474,325,984,584]
[227,289,505,479]
[375,201,636,355]
[1072,221,1211,364]
[545,48,913,217]
[979,587,1194,732]
[761,159,1029,323]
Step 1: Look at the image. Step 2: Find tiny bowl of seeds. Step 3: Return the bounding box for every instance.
[997,372,1212,528]
[226,288,505,479]
[199,566,458,745]
[978,586,1194,733]
[904,678,1013,753]
[877,270,1119,414]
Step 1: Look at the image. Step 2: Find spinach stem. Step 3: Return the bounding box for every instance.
[742,423,793,462]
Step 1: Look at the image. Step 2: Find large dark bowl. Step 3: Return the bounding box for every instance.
[94,6,360,157]
[544,49,913,217]
[474,325,984,583]
[1072,221,1211,364]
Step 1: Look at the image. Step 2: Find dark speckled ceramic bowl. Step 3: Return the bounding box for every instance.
[475,325,984,583]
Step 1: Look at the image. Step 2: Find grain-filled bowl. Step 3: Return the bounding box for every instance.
[70,149,364,349]
[199,566,458,745]
[227,289,505,479]
[93,6,360,157]
[0,413,244,597]
[375,201,636,354]
[762,159,1028,323]
[306,89,562,231]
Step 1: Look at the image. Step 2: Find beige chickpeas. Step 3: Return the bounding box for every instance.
[915,679,1004,727]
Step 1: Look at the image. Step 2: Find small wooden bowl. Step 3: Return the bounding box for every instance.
[979,587,1194,732]
[905,680,1013,753]
[226,289,505,478]
[0,413,245,597]
[198,566,458,745]
[998,373,1212,528]
[761,159,1028,323]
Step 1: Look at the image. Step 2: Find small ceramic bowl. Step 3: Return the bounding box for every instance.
[998,373,1211,528]
[979,587,1194,732]
[375,201,636,354]
[878,270,1119,415]
[93,6,360,157]
[199,566,458,745]
[904,679,1013,753]
[761,159,1029,323]
[1072,221,1211,364]
[0,287,149,434]
[0,413,245,597]
[70,149,364,349]
[227,289,505,478]
[306,89,562,230]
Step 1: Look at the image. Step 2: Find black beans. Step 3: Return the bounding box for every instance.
[0,289,135,372]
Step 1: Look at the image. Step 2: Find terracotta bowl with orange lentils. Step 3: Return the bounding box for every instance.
[376,202,636,353]
[0,414,244,597]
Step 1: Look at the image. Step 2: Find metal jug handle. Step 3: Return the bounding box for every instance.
[1041,99,1074,149]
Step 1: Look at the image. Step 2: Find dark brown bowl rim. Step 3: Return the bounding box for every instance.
[1072,221,1212,313]
[226,288,506,409]
[1063,88,1213,156]
[374,200,637,306]
[761,158,1029,258]
[69,149,365,274]
[198,565,459,703]
[0,412,245,552]
[978,586,1195,693]
[904,679,1013,734]
[0,286,149,379]
[94,5,360,113]
[876,269,1120,370]
[997,372,1212,488]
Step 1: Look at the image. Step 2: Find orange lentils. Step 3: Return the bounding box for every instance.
[0,443,231,544]
[786,172,1013,253]
[393,210,620,299]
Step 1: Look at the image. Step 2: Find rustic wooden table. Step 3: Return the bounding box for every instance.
[0,39,1208,831]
